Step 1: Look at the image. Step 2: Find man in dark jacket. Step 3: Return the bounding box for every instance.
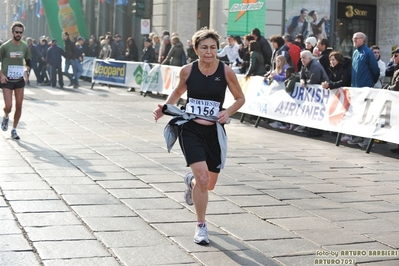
[37,38,50,85]
[251,28,272,68]
[316,38,333,75]
[62,31,78,87]
[142,38,156,63]
[47,39,64,88]
[26,37,42,85]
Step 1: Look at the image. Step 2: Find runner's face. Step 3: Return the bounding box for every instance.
[195,38,218,63]
[12,26,23,42]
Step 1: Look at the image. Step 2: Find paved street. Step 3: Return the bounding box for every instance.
[1,79,398,266]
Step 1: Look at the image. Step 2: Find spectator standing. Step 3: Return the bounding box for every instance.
[62,31,78,88]
[270,35,291,71]
[125,37,138,61]
[295,34,306,50]
[107,35,121,60]
[217,35,242,64]
[152,35,160,60]
[321,51,351,90]
[74,37,84,88]
[158,30,170,63]
[160,35,172,64]
[162,36,185,66]
[317,38,333,75]
[300,50,329,137]
[114,34,125,60]
[86,38,98,57]
[245,40,266,78]
[186,39,198,63]
[251,28,272,67]
[26,37,42,85]
[142,38,156,63]
[37,38,50,85]
[46,39,64,89]
[240,34,255,74]
[370,45,386,88]
[350,32,380,88]
[99,38,111,59]
[283,34,301,72]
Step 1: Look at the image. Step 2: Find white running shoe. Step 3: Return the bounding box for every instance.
[184,172,194,205]
[340,134,352,142]
[11,129,20,140]
[294,125,306,133]
[194,223,209,245]
[358,138,373,148]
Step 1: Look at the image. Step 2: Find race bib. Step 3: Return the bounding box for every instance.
[7,65,24,79]
[186,98,220,117]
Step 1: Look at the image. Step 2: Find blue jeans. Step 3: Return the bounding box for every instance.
[74,59,83,86]
[64,59,77,84]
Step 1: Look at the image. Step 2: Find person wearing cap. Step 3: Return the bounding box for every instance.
[305,36,317,53]
[106,35,121,60]
[46,39,64,89]
[114,34,125,60]
[142,38,156,63]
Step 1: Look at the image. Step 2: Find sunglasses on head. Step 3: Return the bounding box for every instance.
[14,31,23,34]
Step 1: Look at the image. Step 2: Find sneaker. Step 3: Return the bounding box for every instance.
[1,116,9,131]
[194,223,209,245]
[358,138,373,148]
[184,172,194,205]
[11,129,20,140]
[279,124,289,130]
[347,136,363,145]
[293,125,306,133]
[37,82,44,86]
[340,134,352,142]
[269,121,283,129]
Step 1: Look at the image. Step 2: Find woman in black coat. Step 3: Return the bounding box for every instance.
[322,51,351,89]
[126,37,138,61]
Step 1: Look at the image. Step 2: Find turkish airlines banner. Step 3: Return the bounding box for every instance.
[91,59,399,144]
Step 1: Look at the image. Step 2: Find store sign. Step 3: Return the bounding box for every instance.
[338,3,376,20]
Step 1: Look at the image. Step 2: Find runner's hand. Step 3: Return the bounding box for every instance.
[217,110,230,124]
[153,104,164,122]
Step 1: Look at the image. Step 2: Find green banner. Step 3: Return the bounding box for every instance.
[42,0,89,48]
[227,0,266,36]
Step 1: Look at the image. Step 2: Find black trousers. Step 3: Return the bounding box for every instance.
[50,64,64,87]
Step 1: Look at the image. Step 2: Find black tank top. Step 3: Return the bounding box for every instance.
[186,61,227,112]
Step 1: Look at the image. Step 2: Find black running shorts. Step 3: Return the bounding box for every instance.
[1,79,25,90]
[178,120,222,173]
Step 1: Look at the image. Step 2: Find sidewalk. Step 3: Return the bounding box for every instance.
[0,79,398,266]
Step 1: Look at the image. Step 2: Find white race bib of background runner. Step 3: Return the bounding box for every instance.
[186,97,220,117]
[7,65,24,79]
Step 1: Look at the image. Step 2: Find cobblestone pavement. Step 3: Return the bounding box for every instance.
[1,81,398,266]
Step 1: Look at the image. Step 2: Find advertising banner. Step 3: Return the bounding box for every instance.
[284,0,331,40]
[90,59,399,144]
[227,0,266,36]
[42,0,89,47]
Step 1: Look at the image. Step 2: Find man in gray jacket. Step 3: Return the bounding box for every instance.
[300,50,329,87]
